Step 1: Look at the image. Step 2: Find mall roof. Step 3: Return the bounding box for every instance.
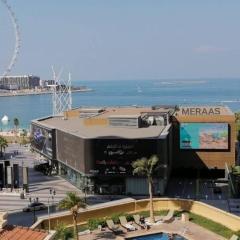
[33,106,176,139]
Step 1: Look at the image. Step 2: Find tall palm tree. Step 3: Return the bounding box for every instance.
[20,129,28,145]
[0,136,8,157]
[13,118,19,133]
[58,192,86,240]
[132,155,160,223]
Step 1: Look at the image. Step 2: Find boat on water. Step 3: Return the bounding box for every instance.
[137,85,142,93]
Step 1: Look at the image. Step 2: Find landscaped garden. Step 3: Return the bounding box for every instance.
[54,210,240,240]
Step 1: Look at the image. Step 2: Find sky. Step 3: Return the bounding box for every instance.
[1,0,240,81]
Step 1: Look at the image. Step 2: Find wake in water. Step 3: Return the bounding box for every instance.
[154,80,207,86]
[221,100,240,103]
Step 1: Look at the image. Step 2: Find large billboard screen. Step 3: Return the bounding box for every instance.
[93,139,158,175]
[180,123,228,150]
[31,125,53,158]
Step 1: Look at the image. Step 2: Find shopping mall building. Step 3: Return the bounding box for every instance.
[31,105,236,195]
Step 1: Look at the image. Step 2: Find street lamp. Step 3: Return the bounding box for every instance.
[48,188,56,233]
[83,179,90,203]
[29,196,38,224]
[50,188,56,211]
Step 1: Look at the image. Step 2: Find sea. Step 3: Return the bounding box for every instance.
[0,78,240,130]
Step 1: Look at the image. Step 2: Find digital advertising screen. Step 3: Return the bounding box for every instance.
[180,123,228,150]
[93,139,158,175]
[31,125,53,158]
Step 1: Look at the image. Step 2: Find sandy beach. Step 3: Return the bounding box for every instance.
[0,131,15,137]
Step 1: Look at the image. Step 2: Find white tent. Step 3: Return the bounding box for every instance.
[1,115,9,125]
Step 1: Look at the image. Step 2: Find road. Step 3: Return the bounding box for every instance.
[8,209,53,227]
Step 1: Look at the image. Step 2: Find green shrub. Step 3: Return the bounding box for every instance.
[135,210,169,218]
[137,211,149,218]
[110,212,125,224]
[125,214,134,222]
[54,223,73,240]
[173,210,185,218]
[88,218,106,230]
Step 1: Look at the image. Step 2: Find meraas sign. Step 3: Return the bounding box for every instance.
[181,107,221,115]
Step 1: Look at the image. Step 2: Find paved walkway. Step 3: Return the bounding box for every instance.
[78,219,227,240]
[0,144,82,211]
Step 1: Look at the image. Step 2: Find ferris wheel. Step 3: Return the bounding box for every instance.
[0,0,21,77]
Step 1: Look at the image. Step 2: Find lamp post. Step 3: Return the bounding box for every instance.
[49,188,56,211]
[48,188,56,233]
[47,197,50,233]
[29,196,38,224]
[83,179,89,203]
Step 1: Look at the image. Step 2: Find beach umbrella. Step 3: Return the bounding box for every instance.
[1,115,9,125]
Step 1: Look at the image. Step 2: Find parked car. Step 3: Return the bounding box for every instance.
[23,202,47,212]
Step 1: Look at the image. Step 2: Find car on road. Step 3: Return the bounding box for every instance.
[23,202,47,212]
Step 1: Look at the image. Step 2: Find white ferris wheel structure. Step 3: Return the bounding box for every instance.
[1,0,21,77]
[1,0,72,116]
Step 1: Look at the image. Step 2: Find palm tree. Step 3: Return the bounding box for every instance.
[13,118,19,133]
[0,136,8,157]
[20,129,28,145]
[58,192,86,240]
[132,155,160,223]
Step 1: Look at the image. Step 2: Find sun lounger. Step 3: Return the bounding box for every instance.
[133,214,150,229]
[154,215,164,222]
[155,209,174,223]
[119,216,137,231]
[229,235,239,240]
[78,229,91,236]
[106,219,123,234]
[133,215,145,229]
[161,209,174,223]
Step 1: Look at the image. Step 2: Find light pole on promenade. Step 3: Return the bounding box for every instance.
[48,188,56,233]
[29,196,38,224]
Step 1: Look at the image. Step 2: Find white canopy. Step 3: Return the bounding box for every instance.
[1,115,9,125]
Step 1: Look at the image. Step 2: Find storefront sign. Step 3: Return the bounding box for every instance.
[181,107,221,116]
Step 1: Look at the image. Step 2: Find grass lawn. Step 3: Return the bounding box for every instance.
[175,211,240,239]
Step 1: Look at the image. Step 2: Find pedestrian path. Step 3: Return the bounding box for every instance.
[0,144,83,211]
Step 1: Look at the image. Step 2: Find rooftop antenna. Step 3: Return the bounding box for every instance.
[51,66,72,116]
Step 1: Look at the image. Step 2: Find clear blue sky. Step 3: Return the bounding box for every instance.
[1,0,240,80]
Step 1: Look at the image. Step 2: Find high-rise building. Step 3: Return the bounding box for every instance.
[0,75,40,90]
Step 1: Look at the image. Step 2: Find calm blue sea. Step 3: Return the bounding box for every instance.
[0,79,240,130]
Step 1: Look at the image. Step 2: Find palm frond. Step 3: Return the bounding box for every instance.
[132,158,148,176]
[58,192,86,210]
[132,155,160,177]
[149,155,159,175]
[133,166,147,176]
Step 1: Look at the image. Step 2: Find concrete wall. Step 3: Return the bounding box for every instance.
[84,139,95,174]
[56,130,85,173]
[33,198,240,232]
